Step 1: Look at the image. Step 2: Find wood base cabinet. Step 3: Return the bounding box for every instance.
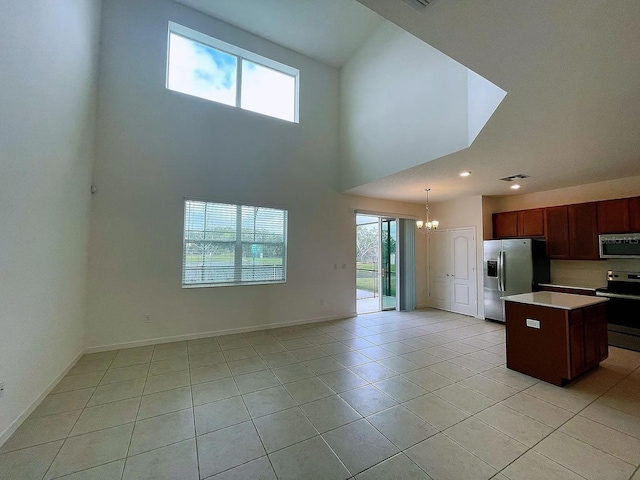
[505,300,608,386]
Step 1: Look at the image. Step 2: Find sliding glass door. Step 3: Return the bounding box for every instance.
[356,215,398,314]
[381,218,397,311]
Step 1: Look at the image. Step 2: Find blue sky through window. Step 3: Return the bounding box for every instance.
[167,24,299,123]
[168,33,237,106]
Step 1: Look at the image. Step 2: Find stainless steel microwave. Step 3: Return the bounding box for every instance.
[599,233,640,259]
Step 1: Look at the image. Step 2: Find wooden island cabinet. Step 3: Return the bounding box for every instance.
[503,292,608,386]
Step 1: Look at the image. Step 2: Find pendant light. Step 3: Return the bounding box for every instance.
[416,188,439,230]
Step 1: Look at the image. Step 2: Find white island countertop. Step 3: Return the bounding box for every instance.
[501,291,609,310]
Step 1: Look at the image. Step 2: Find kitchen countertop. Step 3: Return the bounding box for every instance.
[502,291,609,310]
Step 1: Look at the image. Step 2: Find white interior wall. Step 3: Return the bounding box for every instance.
[339,21,470,191]
[467,70,507,144]
[0,0,101,443]
[428,196,485,317]
[86,0,428,350]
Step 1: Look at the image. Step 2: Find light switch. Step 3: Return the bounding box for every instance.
[526,318,541,329]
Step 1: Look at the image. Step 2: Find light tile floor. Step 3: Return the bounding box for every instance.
[2,308,640,479]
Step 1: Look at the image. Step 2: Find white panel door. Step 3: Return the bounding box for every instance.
[428,230,452,310]
[428,228,477,316]
[451,229,477,316]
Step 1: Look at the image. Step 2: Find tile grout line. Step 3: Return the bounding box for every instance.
[441,340,640,476]
[218,345,281,480]
[336,321,635,478]
[35,362,635,478]
[400,375,533,477]
[234,331,356,478]
[491,363,639,480]
[203,319,503,478]
[355,408,437,479]
[193,329,388,477]
[118,349,151,480]
[88,317,502,479]
[186,340,202,480]
[8,310,637,480]
[268,378,355,479]
[40,351,119,480]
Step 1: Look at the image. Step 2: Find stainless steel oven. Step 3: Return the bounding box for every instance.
[596,271,640,351]
[599,233,640,259]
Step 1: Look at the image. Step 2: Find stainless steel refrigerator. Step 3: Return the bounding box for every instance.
[483,239,550,323]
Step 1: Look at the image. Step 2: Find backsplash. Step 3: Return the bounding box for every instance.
[551,259,640,288]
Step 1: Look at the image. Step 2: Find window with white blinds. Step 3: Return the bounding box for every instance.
[182,200,288,287]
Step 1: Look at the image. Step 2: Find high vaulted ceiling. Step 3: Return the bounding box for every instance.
[350,0,640,202]
[174,0,383,67]
[175,0,640,203]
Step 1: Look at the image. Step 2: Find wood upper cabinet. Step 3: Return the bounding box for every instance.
[494,196,640,258]
[518,208,545,237]
[493,209,544,238]
[545,205,570,259]
[568,202,599,260]
[597,198,630,234]
[630,197,640,232]
[493,211,518,238]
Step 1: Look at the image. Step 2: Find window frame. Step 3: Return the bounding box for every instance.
[167,21,300,123]
[182,198,289,289]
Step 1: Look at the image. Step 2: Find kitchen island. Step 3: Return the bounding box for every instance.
[502,292,609,386]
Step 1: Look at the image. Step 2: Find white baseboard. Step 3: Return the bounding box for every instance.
[0,350,84,448]
[84,313,356,353]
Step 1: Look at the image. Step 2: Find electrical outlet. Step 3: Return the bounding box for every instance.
[0,382,5,399]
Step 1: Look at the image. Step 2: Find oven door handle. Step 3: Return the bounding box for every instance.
[596,291,640,301]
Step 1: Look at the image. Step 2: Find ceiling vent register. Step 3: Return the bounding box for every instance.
[402,0,431,12]
[500,174,530,182]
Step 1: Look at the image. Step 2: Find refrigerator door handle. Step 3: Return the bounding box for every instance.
[499,251,506,292]
[497,251,502,292]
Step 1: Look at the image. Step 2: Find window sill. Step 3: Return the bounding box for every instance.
[182,280,287,289]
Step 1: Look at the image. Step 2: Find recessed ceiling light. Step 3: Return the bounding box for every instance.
[459,171,471,177]
[511,184,521,190]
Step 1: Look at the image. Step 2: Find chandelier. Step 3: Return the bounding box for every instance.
[416,188,439,230]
